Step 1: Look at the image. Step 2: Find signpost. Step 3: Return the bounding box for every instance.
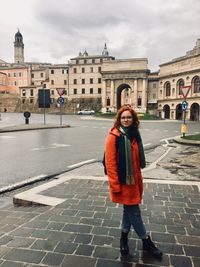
[181,86,191,137]
[57,96,65,126]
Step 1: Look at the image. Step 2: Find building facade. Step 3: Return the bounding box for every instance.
[158,39,200,121]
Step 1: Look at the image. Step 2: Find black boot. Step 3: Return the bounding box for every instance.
[120,231,129,256]
[142,235,163,258]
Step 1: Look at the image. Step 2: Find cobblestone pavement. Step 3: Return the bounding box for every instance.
[0,176,199,267]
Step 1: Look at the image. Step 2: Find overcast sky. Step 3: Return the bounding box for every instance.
[0,0,200,71]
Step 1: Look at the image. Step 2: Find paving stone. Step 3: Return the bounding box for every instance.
[50,214,81,223]
[109,227,121,237]
[184,245,200,257]
[94,212,112,220]
[96,258,132,267]
[0,261,28,267]
[24,220,49,229]
[77,211,94,217]
[0,247,11,258]
[176,235,200,246]
[63,223,92,233]
[92,235,114,246]
[146,223,166,233]
[186,227,200,236]
[166,225,186,235]
[0,235,13,245]
[61,209,79,216]
[80,217,102,226]
[192,257,200,267]
[31,239,58,251]
[3,248,46,264]
[10,227,35,237]
[74,233,93,244]
[92,226,109,235]
[151,232,176,243]
[7,236,36,248]
[54,241,78,254]
[48,231,76,242]
[75,244,95,256]
[102,219,120,228]
[158,243,184,255]
[31,229,51,239]
[149,217,174,226]
[61,254,96,267]
[93,246,119,260]
[47,222,65,231]
[41,252,64,266]
[170,255,193,267]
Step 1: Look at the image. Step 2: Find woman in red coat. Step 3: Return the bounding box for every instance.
[105,105,162,258]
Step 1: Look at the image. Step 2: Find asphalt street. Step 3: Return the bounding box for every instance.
[0,113,199,188]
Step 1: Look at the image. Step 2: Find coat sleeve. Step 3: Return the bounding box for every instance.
[105,134,121,193]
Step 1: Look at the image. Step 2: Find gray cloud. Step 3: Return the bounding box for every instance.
[0,0,200,70]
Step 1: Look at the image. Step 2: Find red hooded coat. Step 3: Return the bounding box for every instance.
[105,127,143,205]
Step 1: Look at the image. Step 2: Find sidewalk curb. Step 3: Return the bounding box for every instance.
[0,124,70,133]
[173,136,200,146]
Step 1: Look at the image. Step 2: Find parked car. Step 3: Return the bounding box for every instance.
[77,109,95,115]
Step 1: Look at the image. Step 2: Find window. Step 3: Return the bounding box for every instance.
[14,73,16,77]
[106,98,110,106]
[31,73,34,78]
[73,68,77,73]
[90,67,93,73]
[51,80,54,85]
[192,76,200,93]
[51,90,54,95]
[74,88,77,94]
[51,69,54,74]
[30,99,33,103]
[22,99,25,103]
[64,80,67,85]
[43,84,46,88]
[98,88,101,94]
[98,78,101,83]
[82,88,85,94]
[138,97,142,106]
[165,82,171,96]
[82,68,85,73]
[40,73,44,78]
[90,78,93,84]
[100,59,103,63]
[90,88,93,94]
[92,59,95,64]
[30,89,34,96]
[62,69,68,74]
[8,73,10,77]
[74,79,77,84]
[153,83,157,89]
[19,72,22,77]
[98,66,101,72]
[177,79,184,95]
[14,81,17,86]
[22,90,26,97]
[82,79,85,84]
[84,59,87,64]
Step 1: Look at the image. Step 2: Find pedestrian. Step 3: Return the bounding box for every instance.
[105,105,162,258]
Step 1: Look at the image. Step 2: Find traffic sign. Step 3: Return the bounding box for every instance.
[57,97,64,105]
[182,100,188,111]
[181,86,191,99]
[56,88,65,96]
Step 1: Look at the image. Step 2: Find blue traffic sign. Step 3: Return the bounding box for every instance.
[57,97,64,105]
[182,100,188,111]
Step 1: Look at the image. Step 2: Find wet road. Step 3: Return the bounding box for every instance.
[0,113,199,188]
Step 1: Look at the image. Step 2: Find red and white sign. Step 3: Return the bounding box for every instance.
[56,88,65,96]
[181,86,191,99]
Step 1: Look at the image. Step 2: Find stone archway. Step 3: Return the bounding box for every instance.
[190,103,199,121]
[176,104,182,120]
[163,104,170,119]
[116,83,132,110]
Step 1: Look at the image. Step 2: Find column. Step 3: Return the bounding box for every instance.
[110,80,115,108]
[102,80,107,112]
[142,78,147,111]
[134,79,138,108]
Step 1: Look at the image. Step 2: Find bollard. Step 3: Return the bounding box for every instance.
[25,118,29,124]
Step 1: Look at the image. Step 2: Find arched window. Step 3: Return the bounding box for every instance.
[165,82,171,97]
[177,79,184,95]
[192,76,200,93]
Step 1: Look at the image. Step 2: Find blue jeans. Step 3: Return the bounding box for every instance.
[121,204,147,239]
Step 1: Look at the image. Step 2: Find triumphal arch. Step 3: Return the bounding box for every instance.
[101,58,149,113]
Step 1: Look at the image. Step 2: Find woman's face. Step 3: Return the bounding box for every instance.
[120,110,133,128]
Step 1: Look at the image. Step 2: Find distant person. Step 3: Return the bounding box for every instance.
[105,105,162,257]
[4,108,7,112]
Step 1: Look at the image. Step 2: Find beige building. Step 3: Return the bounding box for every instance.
[158,39,200,121]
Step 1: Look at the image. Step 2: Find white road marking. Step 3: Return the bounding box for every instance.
[68,159,97,169]
[32,143,71,151]
[144,143,152,147]
[0,135,15,139]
